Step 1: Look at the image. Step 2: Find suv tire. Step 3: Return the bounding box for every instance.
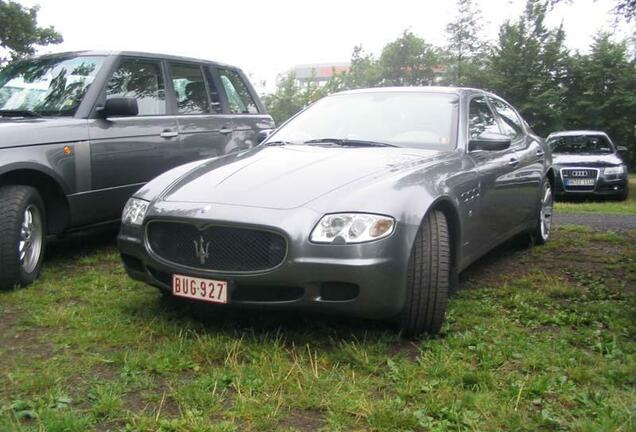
[399,210,450,337]
[0,186,47,290]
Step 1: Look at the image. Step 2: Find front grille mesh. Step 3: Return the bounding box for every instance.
[562,168,597,179]
[147,221,286,272]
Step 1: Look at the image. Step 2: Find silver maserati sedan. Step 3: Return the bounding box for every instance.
[118,87,554,336]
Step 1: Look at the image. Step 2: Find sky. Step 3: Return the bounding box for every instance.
[19,0,633,94]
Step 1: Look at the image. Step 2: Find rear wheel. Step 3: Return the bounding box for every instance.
[399,210,450,337]
[533,180,553,245]
[0,186,47,290]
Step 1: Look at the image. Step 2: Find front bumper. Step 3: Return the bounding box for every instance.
[555,168,628,198]
[117,203,417,320]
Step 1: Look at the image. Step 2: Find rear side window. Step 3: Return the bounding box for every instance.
[170,63,221,114]
[106,59,166,115]
[468,97,499,139]
[217,68,258,114]
[489,97,524,140]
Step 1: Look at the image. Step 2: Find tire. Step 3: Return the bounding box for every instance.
[399,210,450,337]
[0,186,47,290]
[532,180,553,246]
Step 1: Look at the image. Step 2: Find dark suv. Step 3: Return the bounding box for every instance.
[0,51,274,290]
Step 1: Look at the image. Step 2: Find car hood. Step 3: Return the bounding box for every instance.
[0,117,88,148]
[160,145,450,210]
[553,152,623,167]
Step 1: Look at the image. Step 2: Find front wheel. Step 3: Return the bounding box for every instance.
[399,210,450,337]
[533,180,553,245]
[0,186,47,290]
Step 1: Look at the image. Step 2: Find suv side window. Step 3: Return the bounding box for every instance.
[170,63,221,114]
[106,59,166,115]
[488,97,524,140]
[468,96,500,139]
[216,68,259,114]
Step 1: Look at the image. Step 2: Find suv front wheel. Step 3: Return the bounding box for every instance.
[0,186,47,290]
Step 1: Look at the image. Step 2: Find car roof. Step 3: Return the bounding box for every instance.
[548,130,609,138]
[24,50,237,69]
[333,86,486,97]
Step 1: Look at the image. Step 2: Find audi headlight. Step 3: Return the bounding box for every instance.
[310,213,395,244]
[604,165,626,176]
[122,198,149,226]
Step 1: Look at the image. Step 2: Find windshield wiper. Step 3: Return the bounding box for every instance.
[303,138,396,148]
[263,140,292,146]
[0,109,41,118]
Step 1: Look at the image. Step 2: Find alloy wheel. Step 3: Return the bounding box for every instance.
[19,204,43,274]
[540,183,553,241]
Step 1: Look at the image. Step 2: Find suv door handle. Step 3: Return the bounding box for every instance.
[536,149,545,157]
[160,130,179,138]
[509,157,520,167]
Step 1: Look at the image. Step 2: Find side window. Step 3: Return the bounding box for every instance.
[106,59,166,115]
[216,68,259,114]
[468,97,499,139]
[488,97,524,140]
[169,63,220,114]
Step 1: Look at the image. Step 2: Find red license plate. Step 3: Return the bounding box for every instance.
[172,274,228,304]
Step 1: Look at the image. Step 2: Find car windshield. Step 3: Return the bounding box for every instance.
[0,55,105,117]
[548,135,614,155]
[267,91,458,149]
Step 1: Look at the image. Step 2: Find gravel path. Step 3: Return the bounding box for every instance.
[554,213,636,231]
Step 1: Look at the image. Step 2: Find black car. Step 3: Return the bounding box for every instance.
[547,130,629,200]
[0,51,274,290]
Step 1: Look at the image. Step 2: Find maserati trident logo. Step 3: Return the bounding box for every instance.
[193,236,211,265]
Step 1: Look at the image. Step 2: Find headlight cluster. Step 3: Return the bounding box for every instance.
[122,198,149,226]
[310,213,395,244]
[604,165,626,176]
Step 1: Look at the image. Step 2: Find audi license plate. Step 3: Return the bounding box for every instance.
[172,274,228,304]
[565,179,595,186]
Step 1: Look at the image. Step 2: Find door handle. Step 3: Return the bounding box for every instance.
[536,149,545,157]
[509,157,520,167]
[160,130,179,138]
[219,127,233,135]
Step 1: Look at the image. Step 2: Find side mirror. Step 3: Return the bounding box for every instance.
[617,145,628,157]
[257,128,274,143]
[99,97,138,118]
[469,132,512,152]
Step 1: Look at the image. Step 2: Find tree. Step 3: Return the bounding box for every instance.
[341,45,381,89]
[485,0,570,135]
[378,30,442,86]
[0,0,62,65]
[563,33,636,166]
[445,0,489,86]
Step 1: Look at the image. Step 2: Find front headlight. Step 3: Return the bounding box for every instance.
[310,213,395,244]
[122,198,149,226]
[604,165,626,176]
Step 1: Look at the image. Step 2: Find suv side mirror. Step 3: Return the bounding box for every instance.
[99,97,138,118]
[469,132,512,152]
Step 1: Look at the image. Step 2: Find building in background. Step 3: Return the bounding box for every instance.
[285,62,350,87]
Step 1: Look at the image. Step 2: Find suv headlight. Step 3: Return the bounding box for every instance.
[122,198,149,226]
[310,213,395,244]
[604,165,626,176]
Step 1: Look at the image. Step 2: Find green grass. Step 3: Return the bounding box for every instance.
[554,175,636,215]
[0,228,635,431]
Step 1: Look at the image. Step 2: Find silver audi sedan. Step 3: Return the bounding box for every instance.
[118,87,554,336]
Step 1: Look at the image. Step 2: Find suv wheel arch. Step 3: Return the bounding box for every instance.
[0,169,70,235]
